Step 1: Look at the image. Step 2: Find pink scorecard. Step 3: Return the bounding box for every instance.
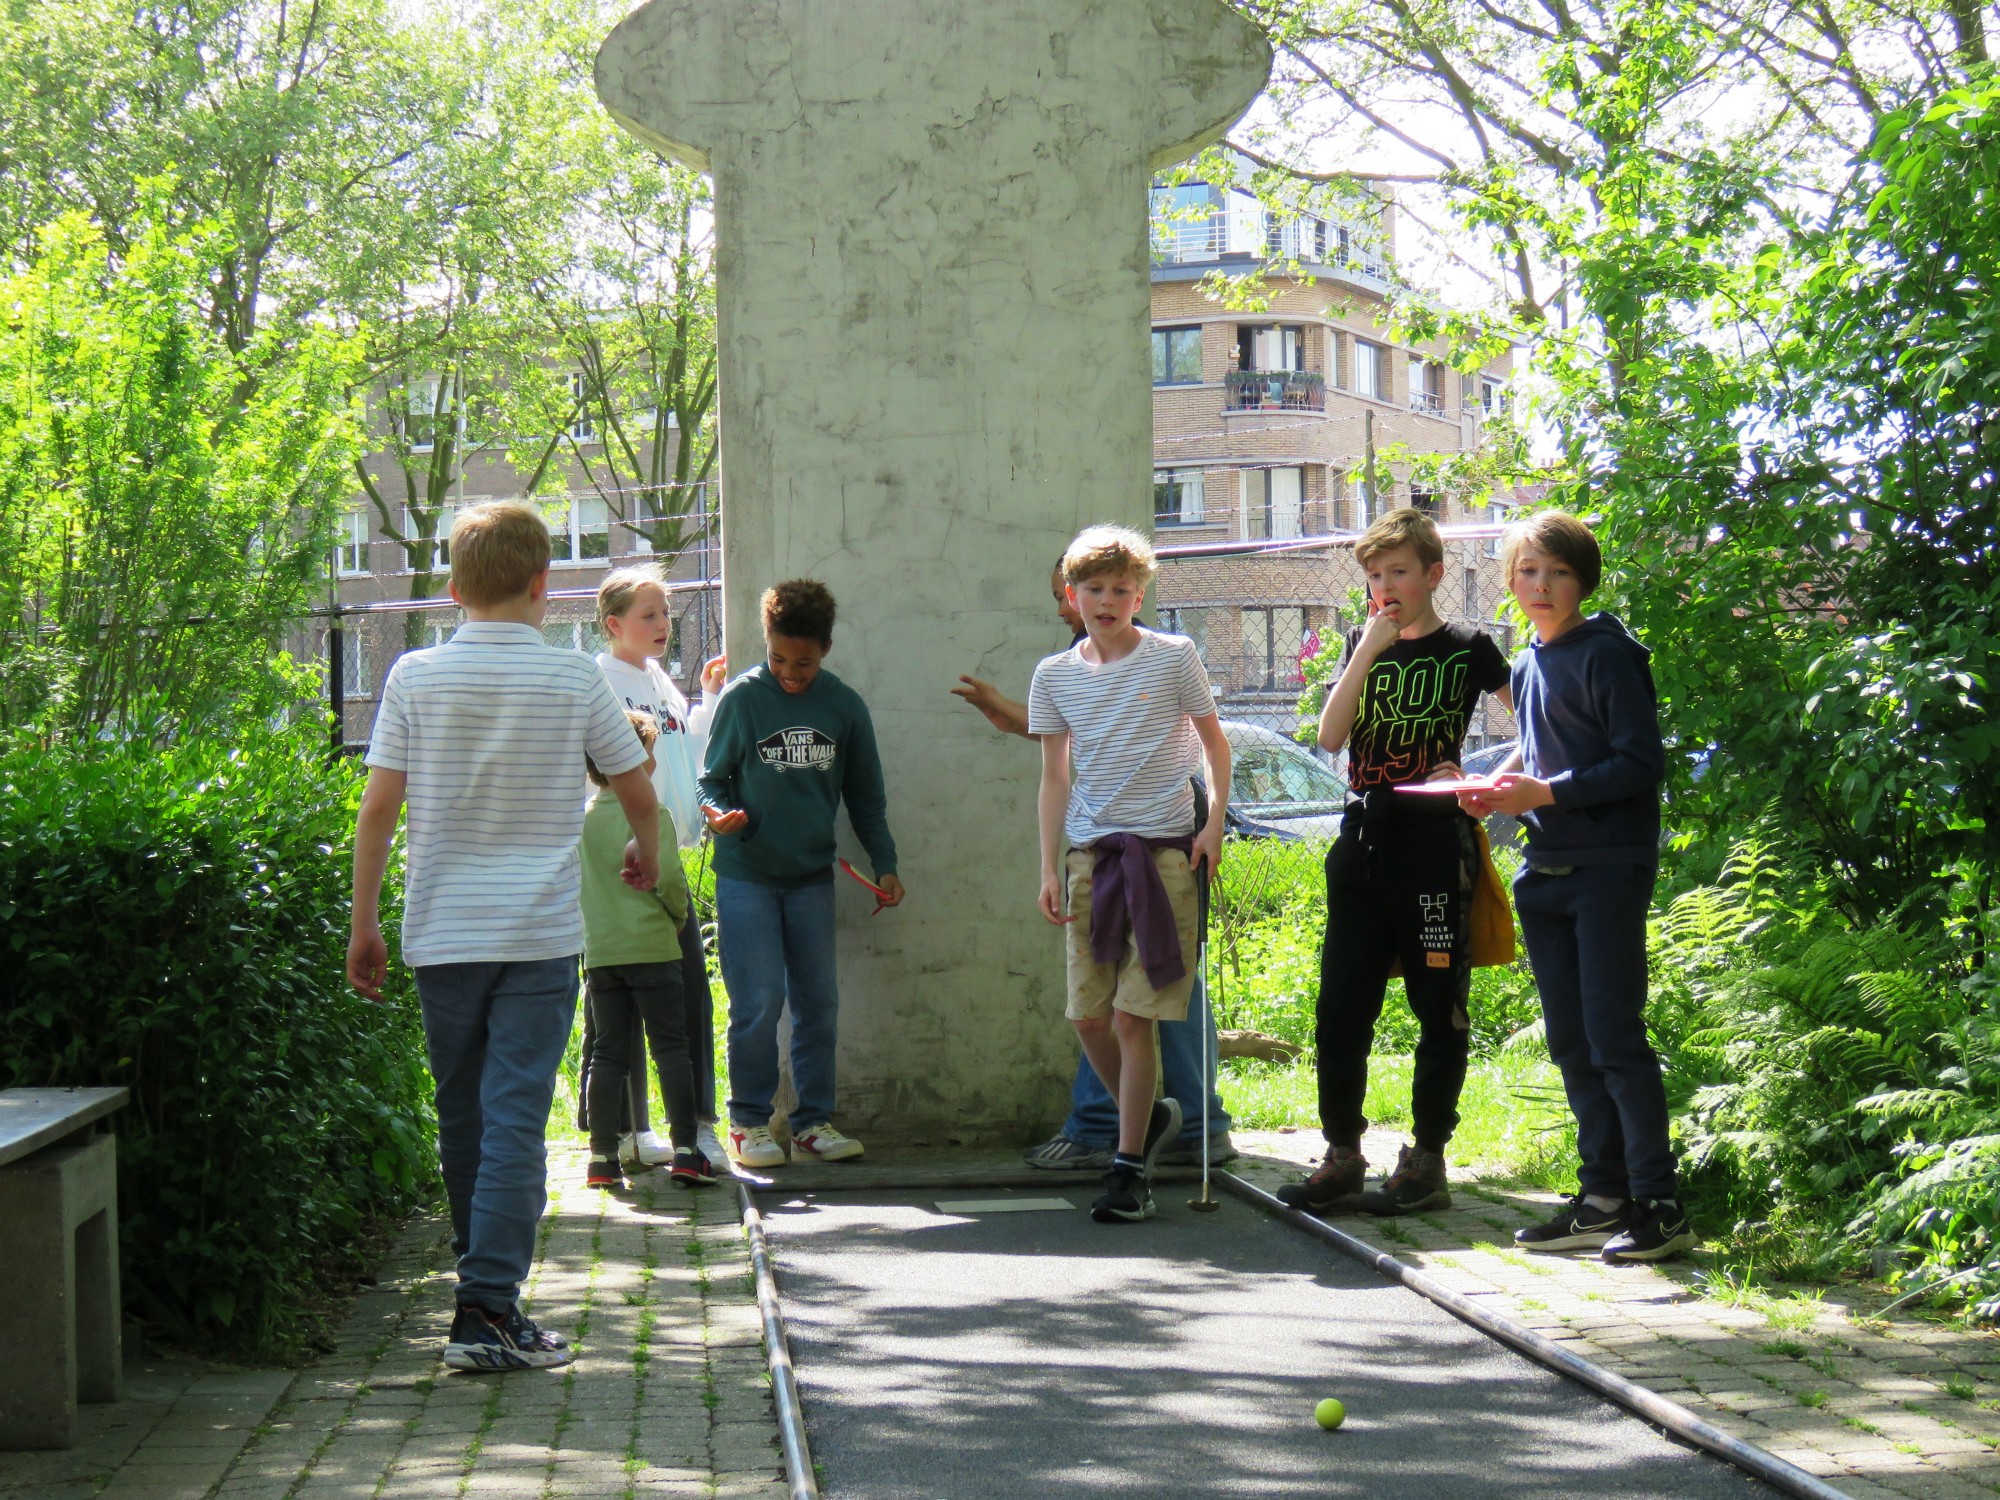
[1394,778,1498,795]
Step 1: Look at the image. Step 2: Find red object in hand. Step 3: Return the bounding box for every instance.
[837,858,892,915]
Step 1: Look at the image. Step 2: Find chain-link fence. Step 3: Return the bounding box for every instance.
[1157,524,1519,751]
[297,523,1519,756]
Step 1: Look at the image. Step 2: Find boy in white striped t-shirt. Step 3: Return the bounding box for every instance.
[1028,525,1231,1225]
[347,501,662,1372]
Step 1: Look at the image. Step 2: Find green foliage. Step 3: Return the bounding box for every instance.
[0,204,359,737]
[0,717,436,1357]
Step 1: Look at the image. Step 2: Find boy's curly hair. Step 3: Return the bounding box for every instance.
[761,579,837,646]
[1062,524,1157,587]
[585,709,660,788]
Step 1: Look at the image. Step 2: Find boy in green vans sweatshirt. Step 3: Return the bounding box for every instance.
[697,579,905,1168]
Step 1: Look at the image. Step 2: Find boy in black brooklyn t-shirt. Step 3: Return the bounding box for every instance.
[1277,508,1512,1217]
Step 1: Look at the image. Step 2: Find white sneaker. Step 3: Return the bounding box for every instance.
[620,1130,672,1167]
[696,1120,729,1168]
[793,1122,865,1162]
[729,1124,787,1168]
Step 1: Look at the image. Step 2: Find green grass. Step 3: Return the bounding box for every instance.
[1221,1049,1578,1188]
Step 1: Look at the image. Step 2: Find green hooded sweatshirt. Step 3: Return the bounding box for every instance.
[696,664,896,889]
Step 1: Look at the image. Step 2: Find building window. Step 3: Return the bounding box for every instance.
[1154,468,1206,527]
[540,619,605,654]
[547,496,612,566]
[1487,500,1508,557]
[402,505,456,573]
[1238,324,1305,373]
[1409,357,1445,414]
[399,375,450,453]
[1149,181,1223,262]
[1241,606,1310,690]
[1243,467,1304,541]
[339,632,368,699]
[569,372,597,443]
[1159,606,1209,651]
[1410,485,1442,518]
[1481,377,1507,416]
[1152,327,1203,385]
[1355,340,1384,399]
[334,509,369,577]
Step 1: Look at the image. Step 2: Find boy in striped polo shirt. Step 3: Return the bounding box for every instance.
[1028,525,1231,1224]
[347,501,663,1371]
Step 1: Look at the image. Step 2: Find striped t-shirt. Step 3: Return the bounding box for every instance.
[366,621,648,967]
[1027,629,1218,844]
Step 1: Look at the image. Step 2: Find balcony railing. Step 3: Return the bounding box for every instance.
[1409,389,1446,415]
[1225,370,1326,413]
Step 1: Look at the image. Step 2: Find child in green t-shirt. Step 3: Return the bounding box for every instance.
[580,710,713,1192]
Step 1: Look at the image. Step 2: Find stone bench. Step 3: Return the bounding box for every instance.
[0,1086,128,1449]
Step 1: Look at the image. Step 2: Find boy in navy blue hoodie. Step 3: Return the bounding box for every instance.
[1460,512,1693,1263]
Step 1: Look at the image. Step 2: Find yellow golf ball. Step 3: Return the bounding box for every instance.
[1315,1397,1346,1430]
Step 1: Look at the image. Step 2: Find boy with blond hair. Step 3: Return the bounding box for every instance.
[1277,507,1512,1219]
[1029,525,1231,1224]
[348,500,661,1371]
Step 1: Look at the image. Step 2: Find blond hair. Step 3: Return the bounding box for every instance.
[585,709,660,788]
[1502,511,1601,597]
[597,563,668,627]
[1355,506,1444,571]
[1062,524,1156,587]
[449,501,550,607]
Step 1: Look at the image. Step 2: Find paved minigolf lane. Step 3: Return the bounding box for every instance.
[756,1189,1777,1498]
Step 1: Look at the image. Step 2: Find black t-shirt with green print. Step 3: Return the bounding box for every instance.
[1345,622,1510,790]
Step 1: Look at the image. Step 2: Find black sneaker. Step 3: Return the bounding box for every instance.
[669,1148,718,1190]
[1274,1147,1369,1214]
[1515,1195,1634,1252]
[443,1304,573,1371]
[585,1157,623,1190]
[1601,1199,1696,1263]
[1090,1163,1156,1224]
[1355,1144,1451,1216]
[1139,1097,1183,1182]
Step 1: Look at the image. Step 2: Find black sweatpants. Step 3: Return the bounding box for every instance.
[585,962,695,1160]
[1315,805,1477,1153]
[577,906,716,1136]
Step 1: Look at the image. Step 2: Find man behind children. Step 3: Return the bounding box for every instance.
[347,500,662,1371]
[1029,525,1231,1223]
[1276,507,1512,1218]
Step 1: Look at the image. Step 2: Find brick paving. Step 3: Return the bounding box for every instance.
[1237,1126,2000,1500]
[13,1129,2000,1500]
[0,1144,784,1500]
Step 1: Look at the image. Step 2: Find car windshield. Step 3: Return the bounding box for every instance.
[1232,745,1346,809]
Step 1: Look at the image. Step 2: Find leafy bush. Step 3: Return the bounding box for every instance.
[0,717,436,1358]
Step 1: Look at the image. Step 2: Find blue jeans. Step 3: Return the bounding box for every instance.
[715,874,841,1133]
[1062,966,1231,1146]
[1514,864,1676,1201]
[414,958,578,1315]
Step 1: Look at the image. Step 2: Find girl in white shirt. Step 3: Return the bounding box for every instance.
[581,565,727,1167]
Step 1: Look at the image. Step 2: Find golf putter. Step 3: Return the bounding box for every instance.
[1188,776,1220,1214]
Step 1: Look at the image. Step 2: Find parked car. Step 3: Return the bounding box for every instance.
[1221,720,1348,842]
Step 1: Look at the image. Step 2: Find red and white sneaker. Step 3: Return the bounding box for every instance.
[794,1122,865,1162]
[728,1123,787,1168]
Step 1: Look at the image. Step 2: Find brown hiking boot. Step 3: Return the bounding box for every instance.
[1274,1146,1369,1214]
[1356,1144,1451,1215]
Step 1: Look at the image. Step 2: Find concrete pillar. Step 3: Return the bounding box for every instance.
[595,0,1269,1141]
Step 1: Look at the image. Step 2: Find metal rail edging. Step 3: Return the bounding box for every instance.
[1217,1170,1855,1500]
[737,1181,820,1500]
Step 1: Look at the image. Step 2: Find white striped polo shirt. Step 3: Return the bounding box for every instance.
[365,621,648,967]
[1027,629,1218,844]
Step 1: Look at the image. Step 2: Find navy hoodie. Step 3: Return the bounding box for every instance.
[1511,612,1664,868]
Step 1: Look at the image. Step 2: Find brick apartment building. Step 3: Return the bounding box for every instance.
[1148,159,1521,747]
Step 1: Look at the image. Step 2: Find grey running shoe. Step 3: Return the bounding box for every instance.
[1157,1131,1239,1167]
[1021,1134,1114,1172]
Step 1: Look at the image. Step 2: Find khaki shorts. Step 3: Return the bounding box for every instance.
[1063,846,1200,1023]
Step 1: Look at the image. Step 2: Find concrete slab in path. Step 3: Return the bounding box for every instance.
[759,1187,1778,1499]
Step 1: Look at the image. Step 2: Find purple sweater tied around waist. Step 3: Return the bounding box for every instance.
[1088,833,1195,990]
